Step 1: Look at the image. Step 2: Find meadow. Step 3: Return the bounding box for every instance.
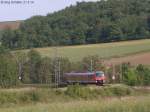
[20,39,150,61]
[0,84,149,112]
[0,95,150,112]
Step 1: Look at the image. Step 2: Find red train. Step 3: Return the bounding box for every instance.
[64,71,106,85]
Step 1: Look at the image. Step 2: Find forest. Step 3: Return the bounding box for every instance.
[0,0,150,49]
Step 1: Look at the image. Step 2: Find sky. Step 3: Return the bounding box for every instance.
[0,0,99,22]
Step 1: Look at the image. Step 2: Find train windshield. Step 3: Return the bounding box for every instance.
[96,71,104,77]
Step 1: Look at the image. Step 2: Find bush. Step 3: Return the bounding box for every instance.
[0,92,18,104]
[93,85,133,97]
[0,89,47,105]
[65,84,93,99]
[124,69,138,86]
[65,84,134,99]
[109,86,133,96]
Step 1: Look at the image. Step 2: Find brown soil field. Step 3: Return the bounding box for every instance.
[104,52,150,65]
[0,21,21,30]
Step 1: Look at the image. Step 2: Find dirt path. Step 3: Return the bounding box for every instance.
[104,52,150,65]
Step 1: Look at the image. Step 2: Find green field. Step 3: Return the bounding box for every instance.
[1,96,150,112]
[20,39,150,61]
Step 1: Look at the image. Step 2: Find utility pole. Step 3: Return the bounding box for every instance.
[54,47,58,88]
[53,46,61,88]
[90,59,93,72]
[112,64,115,83]
[58,61,61,85]
[120,64,122,83]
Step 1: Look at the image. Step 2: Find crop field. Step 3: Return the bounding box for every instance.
[21,39,150,63]
[1,95,150,112]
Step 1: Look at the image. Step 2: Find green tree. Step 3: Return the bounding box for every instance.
[1,0,150,49]
[1,29,16,48]
[0,52,19,88]
[12,52,28,83]
[37,57,52,84]
[28,49,41,83]
[82,55,103,71]
[136,64,150,85]
[125,69,137,86]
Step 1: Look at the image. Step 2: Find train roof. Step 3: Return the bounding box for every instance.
[65,71,104,75]
[65,72,94,75]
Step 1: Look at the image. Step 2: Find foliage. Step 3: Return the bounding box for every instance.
[123,69,137,86]
[27,49,42,83]
[0,48,150,87]
[0,85,147,108]
[136,64,150,85]
[94,84,133,96]
[121,63,150,86]
[81,55,104,71]
[65,84,134,99]
[36,57,53,84]
[65,84,93,99]
[0,52,19,88]
[1,0,150,49]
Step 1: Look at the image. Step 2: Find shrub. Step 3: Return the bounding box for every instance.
[65,84,93,99]
[93,85,133,97]
[123,69,138,86]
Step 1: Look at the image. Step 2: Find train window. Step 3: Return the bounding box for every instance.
[96,71,104,77]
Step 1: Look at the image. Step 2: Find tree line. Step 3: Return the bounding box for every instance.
[0,46,150,88]
[1,0,150,49]
[0,47,104,87]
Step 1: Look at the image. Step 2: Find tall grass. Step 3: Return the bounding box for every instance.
[0,84,149,110]
[0,95,150,112]
[0,84,139,106]
[0,88,70,106]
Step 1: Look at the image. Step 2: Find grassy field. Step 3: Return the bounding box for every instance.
[1,95,150,112]
[0,84,149,112]
[20,39,150,61]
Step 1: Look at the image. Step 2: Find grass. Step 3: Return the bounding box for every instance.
[19,39,150,61]
[0,84,134,106]
[0,84,149,112]
[0,95,150,112]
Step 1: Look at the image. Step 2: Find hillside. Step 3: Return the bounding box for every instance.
[1,0,150,49]
[20,39,150,65]
[0,21,21,30]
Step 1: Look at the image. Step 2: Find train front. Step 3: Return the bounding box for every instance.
[95,71,106,85]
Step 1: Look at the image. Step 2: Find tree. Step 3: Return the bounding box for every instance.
[124,69,137,86]
[28,49,41,83]
[136,64,150,85]
[1,0,150,49]
[37,57,52,84]
[0,52,19,88]
[121,63,130,82]
[12,52,28,83]
[1,29,16,48]
[82,55,103,71]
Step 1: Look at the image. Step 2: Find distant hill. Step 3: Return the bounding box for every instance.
[1,0,150,49]
[0,21,21,30]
